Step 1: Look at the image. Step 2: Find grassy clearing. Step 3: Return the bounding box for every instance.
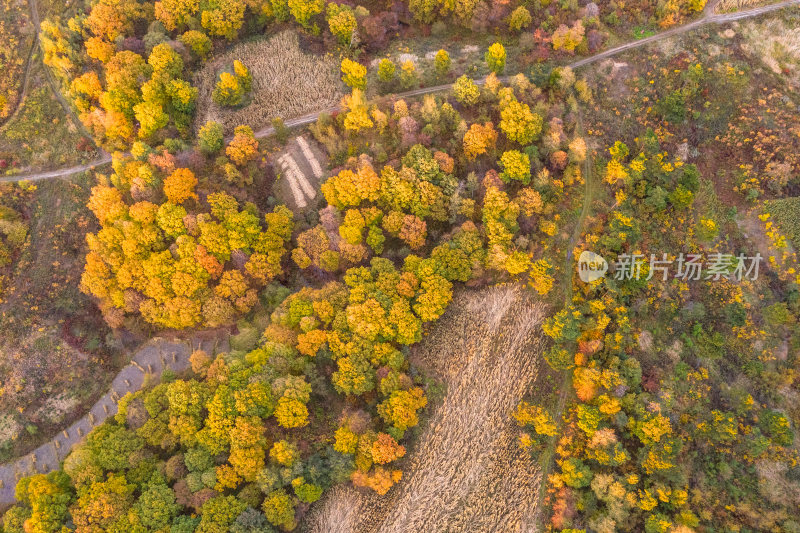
[739,14,800,88]
[765,197,800,247]
[0,171,121,462]
[305,285,549,533]
[194,30,342,135]
[0,62,99,174]
[0,0,34,121]
[716,0,782,12]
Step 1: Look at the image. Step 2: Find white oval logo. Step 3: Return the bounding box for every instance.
[577,251,608,282]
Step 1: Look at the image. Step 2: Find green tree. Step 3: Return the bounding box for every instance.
[434,49,450,78]
[453,75,480,106]
[262,489,296,529]
[86,424,144,471]
[198,120,224,154]
[499,150,531,184]
[561,457,592,488]
[135,481,179,530]
[14,471,73,533]
[377,58,396,84]
[198,495,246,533]
[485,42,506,74]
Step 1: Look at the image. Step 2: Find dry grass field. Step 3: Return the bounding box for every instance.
[715,0,781,12]
[194,30,342,135]
[739,16,800,88]
[305,285,549,533]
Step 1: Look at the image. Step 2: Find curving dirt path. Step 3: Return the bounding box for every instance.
[3,0,797,185]
[0,0,110,182]
[0,155,113,183]
[0,335,227,506]
[27,0,104,151]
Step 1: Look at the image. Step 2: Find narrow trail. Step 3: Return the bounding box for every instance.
[3,0,797,184]
[0,156,113,183]
[0,0,110,183]
[0,335,228,506]
[27,0,102,149]
[0,9,38,132]
[530,109,596,530]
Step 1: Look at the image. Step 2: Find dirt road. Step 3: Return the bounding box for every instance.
[4,0,796,184]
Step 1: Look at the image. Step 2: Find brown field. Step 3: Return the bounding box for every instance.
[193,30,342,135]
[305,285,549,533]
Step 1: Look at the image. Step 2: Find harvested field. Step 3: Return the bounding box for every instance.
[194,30,342,135]
[305,285,549,533]
[304,487,366,533]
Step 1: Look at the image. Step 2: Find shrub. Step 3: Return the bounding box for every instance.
[233,60,252,92]
[327,3,357,46]
[399,61,418,89]
[212,61,253,107]
[552,21,586,52]
[213,72,241,105]
[226,125,259,166]
[272,117,289,145]
[288,0,325,30]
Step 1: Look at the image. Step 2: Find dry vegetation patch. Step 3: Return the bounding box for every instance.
[306,285,549,533]
[194,30,342,135]
[304,487,367,533]
[739,17,800,87]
